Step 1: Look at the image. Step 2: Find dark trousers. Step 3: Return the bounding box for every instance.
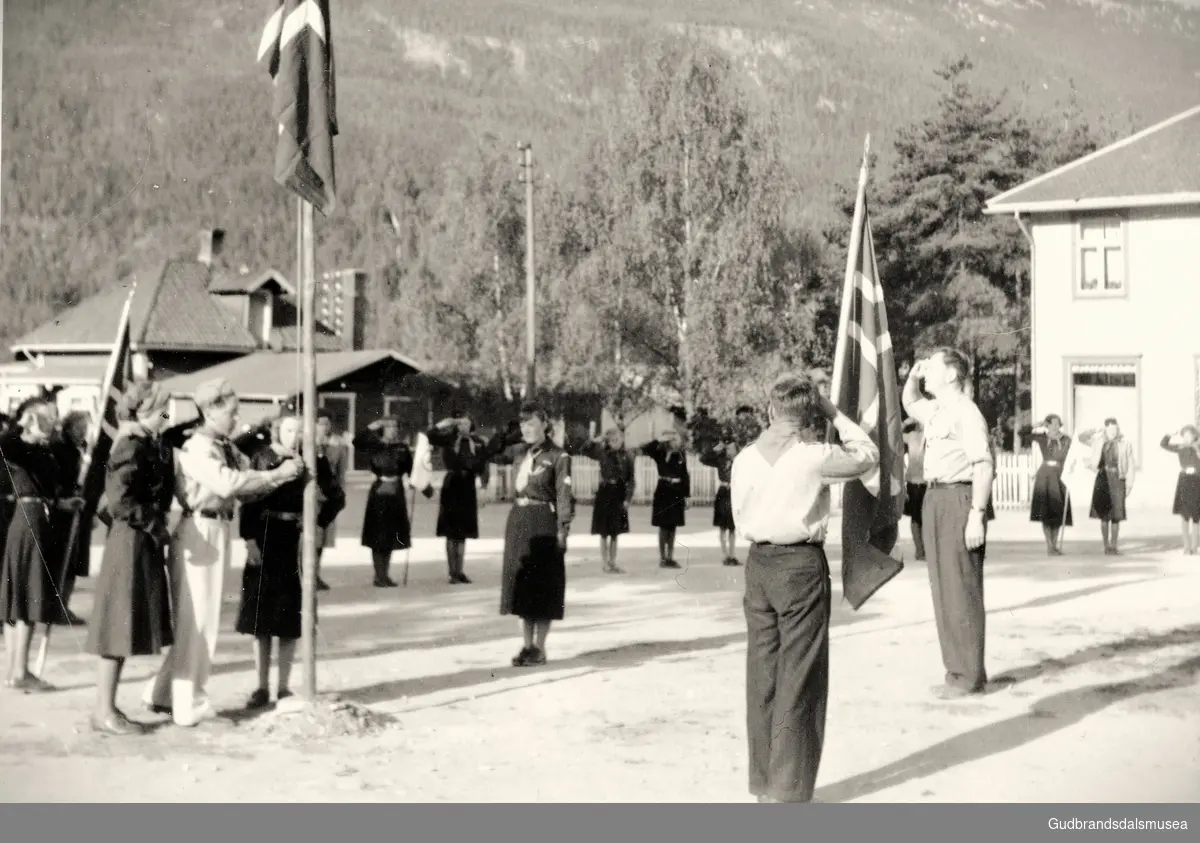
[743,542,831,803]
[922,484,987,691]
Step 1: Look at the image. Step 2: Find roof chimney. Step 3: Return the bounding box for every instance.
[197,228,226,266]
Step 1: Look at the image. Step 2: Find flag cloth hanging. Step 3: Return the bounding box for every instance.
[60,289,135,568]
[257,0,338,214]
[833,202,907,611]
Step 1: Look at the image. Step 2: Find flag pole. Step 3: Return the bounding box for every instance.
[35,286,136,678]
[300,198,319,702]
[830,134,871,408]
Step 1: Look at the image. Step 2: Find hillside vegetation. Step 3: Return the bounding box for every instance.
[3,0,1198,423]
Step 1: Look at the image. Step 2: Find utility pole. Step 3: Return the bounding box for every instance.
[517,142,536,401]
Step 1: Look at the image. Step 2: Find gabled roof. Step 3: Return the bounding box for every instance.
[985,105,1200,215]
[160,350,448,402]
[207,268,296,296]
[11,259,260,355]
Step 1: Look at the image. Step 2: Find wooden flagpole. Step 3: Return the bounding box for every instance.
[830,134,872,409]
[300,198,319,701]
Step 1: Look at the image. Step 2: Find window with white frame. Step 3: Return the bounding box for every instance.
[1077,218,1125,295]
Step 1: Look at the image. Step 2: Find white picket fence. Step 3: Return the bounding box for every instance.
[487,452,1043,511]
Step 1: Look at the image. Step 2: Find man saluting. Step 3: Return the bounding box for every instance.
[902,347,994,699]
[732,372,879,804]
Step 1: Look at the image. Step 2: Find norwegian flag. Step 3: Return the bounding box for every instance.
[831,201,906,610]
[257,0,338,214]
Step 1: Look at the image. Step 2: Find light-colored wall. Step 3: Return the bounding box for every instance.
[1030,207,1200,510]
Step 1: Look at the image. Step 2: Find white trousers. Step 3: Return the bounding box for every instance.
[143,515,232,726]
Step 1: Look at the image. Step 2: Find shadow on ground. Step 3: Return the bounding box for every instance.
[815,625,1200,803]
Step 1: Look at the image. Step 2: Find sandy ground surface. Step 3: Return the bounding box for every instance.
[1,504,1198,803]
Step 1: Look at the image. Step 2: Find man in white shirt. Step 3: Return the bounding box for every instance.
[731,373,879,804]
[902,347,994,699]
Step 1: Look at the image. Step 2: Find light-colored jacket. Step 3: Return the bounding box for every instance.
[1077,429,1136,487]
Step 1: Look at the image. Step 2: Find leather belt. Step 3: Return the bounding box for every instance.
[659,477,685,484]
[1043,460,1060,467]
[514,497,550,507]
[752,540,824,549]
[1184,467,1198,476]
[717,481,730,488]
[927,481,970,488]
[184,509,234,521]
[266,511,302,521]
[375,475,400,482]
[598,480,625,486]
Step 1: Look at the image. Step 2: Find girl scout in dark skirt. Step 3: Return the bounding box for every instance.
[353,418,414,587]
[0,397,72,693]
[698,429,741,567]
[573,428,634,574]
[486,404,575,667]
[636,430,690,569]
[1029,414,1073,556]
[1160,425,1200,555]
[427,412,491,585]
[85,381,175,734]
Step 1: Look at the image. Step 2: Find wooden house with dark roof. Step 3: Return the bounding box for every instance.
[985,103,1200,512]
[1,228,452,470]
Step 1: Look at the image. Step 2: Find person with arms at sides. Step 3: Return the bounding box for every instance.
[486,404,575,666]
[901,417,928,562]
[313,409,347,591]
[427,410,491,585]
[236,412,342,709]
[353,417,414,588]
[50,410,92,626]
[634,421,690,570]
[142,378,302,727]
[1029,414,1074,556]
[85,381,175,734]
[572,427,635,574]
[0,397,74,692]
[1159,425,1200,555]
[902,348,994,699]
[732,373,878,803]
[1077,417,1135,556]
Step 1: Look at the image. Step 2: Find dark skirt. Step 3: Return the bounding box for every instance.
[437,471,479,541]
[1173,472,1200,521]
[591,482,630,536]
[48,508,92,579]
[86,521,173,658]
[651,480,687,528]
[237,523,305,640]
[361,477,411,551]
[904,482,927,522]
[713,485,735,530]
[1090,470,1127,522]
[500,503,565,621]
[0,500,66,625]
[1030,467,1073,528]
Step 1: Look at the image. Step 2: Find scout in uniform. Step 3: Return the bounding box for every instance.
[902,417,928,561]
[486,404,575,667]
[427,411,491,585]
[902,348,994,698]
[636,429,690,569]
[353,417,415,587]
[699,426,742,567]
[314,408,347,591]
[573,428,635,574]
[1029,414,1073,556]
[732,373,879,803]
[142,378,301,727]
[1159,425,1200,554]
[1077,418,1135,555]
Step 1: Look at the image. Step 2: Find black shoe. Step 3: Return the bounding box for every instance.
[316,579,331,592]
[455,573,472,584]
[525,647,547,666]
[659,559,681,569]
[246,688,271,710]
[512,647,534,667]
[144,702,172,716]
[62,610,87,626]
[723,557,742,567]
[374,577,398,588]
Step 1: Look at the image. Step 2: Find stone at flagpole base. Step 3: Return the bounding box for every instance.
[244,692,399,741]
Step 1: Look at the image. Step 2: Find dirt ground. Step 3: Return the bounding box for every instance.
[2,506,1198,803]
